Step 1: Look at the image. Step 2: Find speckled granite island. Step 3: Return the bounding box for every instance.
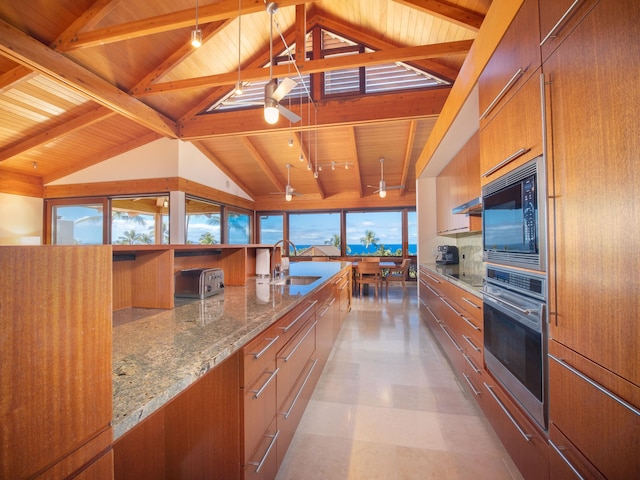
[112,261,350,441]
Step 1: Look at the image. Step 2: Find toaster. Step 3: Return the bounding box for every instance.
[175,268,224,299]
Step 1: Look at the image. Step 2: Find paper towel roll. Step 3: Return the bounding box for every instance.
[256,248,270,277]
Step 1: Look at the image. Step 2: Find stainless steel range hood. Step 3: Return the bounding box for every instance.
[452,197,482,216]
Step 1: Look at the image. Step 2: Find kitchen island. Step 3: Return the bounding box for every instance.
[112,260,350,439]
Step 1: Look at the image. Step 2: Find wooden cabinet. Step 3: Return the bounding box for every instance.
[539,0,600,62]
[479,70,543,184]
[547,341,639,480]
[334,269,351,337]
[113,354,241,480]
[478,0,541,127]
[0,246,114,480]
[543,1,640,477]
[436,131,482,235]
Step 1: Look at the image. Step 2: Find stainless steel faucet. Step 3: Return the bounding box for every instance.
[272,239,297,278]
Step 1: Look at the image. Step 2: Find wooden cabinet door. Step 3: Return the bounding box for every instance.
[545,0,640,385]
[478,0,541,126]
[539,0,600,62]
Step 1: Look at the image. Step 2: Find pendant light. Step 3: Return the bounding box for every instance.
[191,0,203,48]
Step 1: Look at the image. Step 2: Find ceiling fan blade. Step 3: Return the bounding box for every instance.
[271,77,297,102]
[279,105,301,123]
[222,100,264,106]
[387,185,405,190]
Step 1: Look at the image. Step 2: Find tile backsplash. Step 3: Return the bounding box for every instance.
[457,233,483,276]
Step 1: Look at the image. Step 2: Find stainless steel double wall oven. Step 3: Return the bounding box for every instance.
[481,155,549,430]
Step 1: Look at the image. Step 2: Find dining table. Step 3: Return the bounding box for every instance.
[351,260,399,295]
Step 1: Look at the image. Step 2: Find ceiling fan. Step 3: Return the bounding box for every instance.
[270,163,301,201]
[368,157,404,198]
[222,2,301,124]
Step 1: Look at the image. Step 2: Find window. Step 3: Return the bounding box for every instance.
[289,212,340,257]
[111,196,169,245]
[185,197,221,244]
[49,199,107,245]
[407,210,417,256]
[226,208,252,244]
[345,210,403,257]
[259,214,284,244]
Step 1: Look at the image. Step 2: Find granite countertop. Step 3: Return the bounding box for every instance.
[111,261,349,440]
[420,263,484,298]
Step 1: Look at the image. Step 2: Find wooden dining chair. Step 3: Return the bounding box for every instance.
[355,261,383,298]
[384,258,411,294]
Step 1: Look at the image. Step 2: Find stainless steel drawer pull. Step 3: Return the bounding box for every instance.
[249,429,280,473]
[481,148,531,178]
[461,315,481,331]
[485,384,532,442]
[461,297,481,310]
[250,368,279,399]
[440,297,462,316]
[462,335,481,352]
[422,283,441,298]
[318,304,331,318]
[462,373,481,396]
[540,0,583,46]
[250,336,280,360]
[548,439,585,480]
[422,272,441,284]
[479,67,524,120]
[283,320,317,362]
[281,358,319,419]
[549,354,640,416]
[280,300,317,332]
[463,354,482,374]
[440,324,462,351]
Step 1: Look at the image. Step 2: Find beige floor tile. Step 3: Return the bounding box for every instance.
[276,284,523,480]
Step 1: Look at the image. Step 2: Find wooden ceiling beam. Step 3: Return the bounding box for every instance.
[240,137,285,193]
[130,20,230,96]
[399,120,417,196]
[52,0,125,50]
[0,106,116,162]
[0,65,36,93]
[310,13,460,82]
[55,0,316,51]
[180,87,449,139]
[0,19,178,138]
[392,0,484,32]
[139,40,472,95]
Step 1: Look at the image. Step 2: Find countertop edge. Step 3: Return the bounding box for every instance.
[419,263,483,299]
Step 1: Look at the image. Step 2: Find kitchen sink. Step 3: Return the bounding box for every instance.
[271,275,321,286]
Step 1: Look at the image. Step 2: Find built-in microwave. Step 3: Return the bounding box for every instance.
[482,156,547,272]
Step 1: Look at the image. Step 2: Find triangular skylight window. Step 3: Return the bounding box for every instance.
[204,28,450,114]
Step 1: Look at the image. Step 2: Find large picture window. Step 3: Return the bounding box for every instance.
[49,200,106,245]
[185,197,221,244]
[112,196,169,245]
[226,208,252,244]
[258,214,284,244]
[345,210,403,257]
[289,212,341,257]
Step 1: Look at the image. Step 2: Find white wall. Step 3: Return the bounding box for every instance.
[0,193,43,245]
[416,177,441,264]
[47,138,252,201]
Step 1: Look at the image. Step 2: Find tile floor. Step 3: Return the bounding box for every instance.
[275,283,524,480]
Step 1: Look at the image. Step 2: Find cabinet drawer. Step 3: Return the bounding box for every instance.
[276,299,317,348]
[244,418,279,480]
[539,0,599,62]
[277,317,317,410]
[548,342,640,479]
[481,372,550,480]
[478,0,541,126]
[243,360,278,463]
[241,323,281,387]
[277,357,319,468]
[549,424,606,480]
[480,70,543,184]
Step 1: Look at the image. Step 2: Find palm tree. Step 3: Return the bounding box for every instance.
[199,232,217,244]
[325,234,340,248]
[360,230,379,253]
[117,230,141,245]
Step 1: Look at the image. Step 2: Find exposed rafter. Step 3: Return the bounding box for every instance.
[392,0,484,32]
[137,40,472,96]
[54,0,317,51]
[400,121,417,197]
[0,19,178,138]
[180,88,449,139]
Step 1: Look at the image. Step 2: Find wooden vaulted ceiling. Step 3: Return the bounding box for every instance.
[0,0,490,209]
